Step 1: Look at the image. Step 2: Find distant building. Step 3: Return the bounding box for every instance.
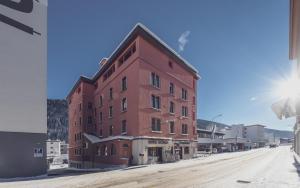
[46,140,61,159]
[245,125,266,147]
[197,128,225,153]
[60,142,69,155]
[67,23,199,168]
[223,125,251,151]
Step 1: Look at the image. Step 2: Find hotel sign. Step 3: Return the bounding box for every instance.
[148,139,169,145]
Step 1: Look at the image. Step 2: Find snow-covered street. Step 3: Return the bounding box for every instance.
[1,146,299,188]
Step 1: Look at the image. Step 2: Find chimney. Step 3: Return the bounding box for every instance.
[99,58,108,69]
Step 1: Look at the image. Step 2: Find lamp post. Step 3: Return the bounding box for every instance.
[210,114,222,154]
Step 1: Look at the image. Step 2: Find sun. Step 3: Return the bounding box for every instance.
[273,73,300,101]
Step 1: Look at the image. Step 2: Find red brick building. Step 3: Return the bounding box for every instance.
[67,23,200,168]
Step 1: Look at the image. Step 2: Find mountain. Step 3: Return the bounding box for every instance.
[47,99,68,142]
[264,128,293,138]
[197,119,293,139]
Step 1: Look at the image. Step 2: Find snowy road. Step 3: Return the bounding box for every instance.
[1,146,300,188]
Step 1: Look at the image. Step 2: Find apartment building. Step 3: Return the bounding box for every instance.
[197,128,225,153]
[46,140,61,159]
[67,23,199,168]
[0,1,47,177]
[245,124,266,147]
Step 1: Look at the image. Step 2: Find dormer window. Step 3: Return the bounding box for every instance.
[118,43,136,67]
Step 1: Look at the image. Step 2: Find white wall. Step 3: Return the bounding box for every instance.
[0,0,47,133]
[245,125,265,142]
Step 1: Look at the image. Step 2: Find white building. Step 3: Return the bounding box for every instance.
[0,0,47,178]
[223,124,246,139]
[47,140,61,159]
[245,125,266,147]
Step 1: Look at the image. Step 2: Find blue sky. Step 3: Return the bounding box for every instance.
[48,0,295,130]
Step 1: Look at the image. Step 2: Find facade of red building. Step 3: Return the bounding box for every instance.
[67,23,200,168]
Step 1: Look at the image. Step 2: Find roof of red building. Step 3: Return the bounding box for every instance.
[67,23,200,99]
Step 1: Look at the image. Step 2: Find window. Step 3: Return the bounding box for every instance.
[151,95,160,109]
[168,61,173,68]
[182,106,188,117]
[96,146,101,156]
[121,98,127,111]
[99,129,103,137]
[103,64,115,81]
[182,88,188,100]
[169,121,175,134]
[83,142,88,149]
[109,88,113,100]
[77,87,81,94]
[88,102,92,109]
[169,101,175,113]
[122,77,127,91]
[118,43,136,67]
[99,112,103,123]
[88,116,92,124]
[169,82,174,95]
[79,117,82,126]
[110,144,116,155]
[184,147,189,154]
[109,125,113,136]
[79,103,82,111]
[193,96,196,105]
[151,118,161,132]
[101,145,107,156]
[123,144,129,148]
[182,124,188,134]
[151,72,160,88]
[121,120,127,134]
[109,106,113,118]
[99,95,103,107]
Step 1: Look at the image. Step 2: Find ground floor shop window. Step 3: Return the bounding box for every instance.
[110,144,116,155]
[148,147,163,163]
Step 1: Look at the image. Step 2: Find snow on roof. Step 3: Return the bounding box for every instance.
[133,23,199,75]
[84,133,102,144]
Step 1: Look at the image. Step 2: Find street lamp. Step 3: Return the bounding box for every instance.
[210,114,222,154]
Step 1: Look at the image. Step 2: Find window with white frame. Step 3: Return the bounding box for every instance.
[151,118,161,132]
[151,72,160,88]
[109,88,113,100]
[121,120,127,134]
[182,124,188,134]
[169,82,174,95]
[151,95,160,109]
[169,101,175,113]
[99,95,103,107]
[109,125,113,136]
[122,77,127,91]
[109,106,113,118]
[99,111,103,123]
[121,98,127,111]
[169,121,175,134]
[182,88,188,100]
[182,106,188,117]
